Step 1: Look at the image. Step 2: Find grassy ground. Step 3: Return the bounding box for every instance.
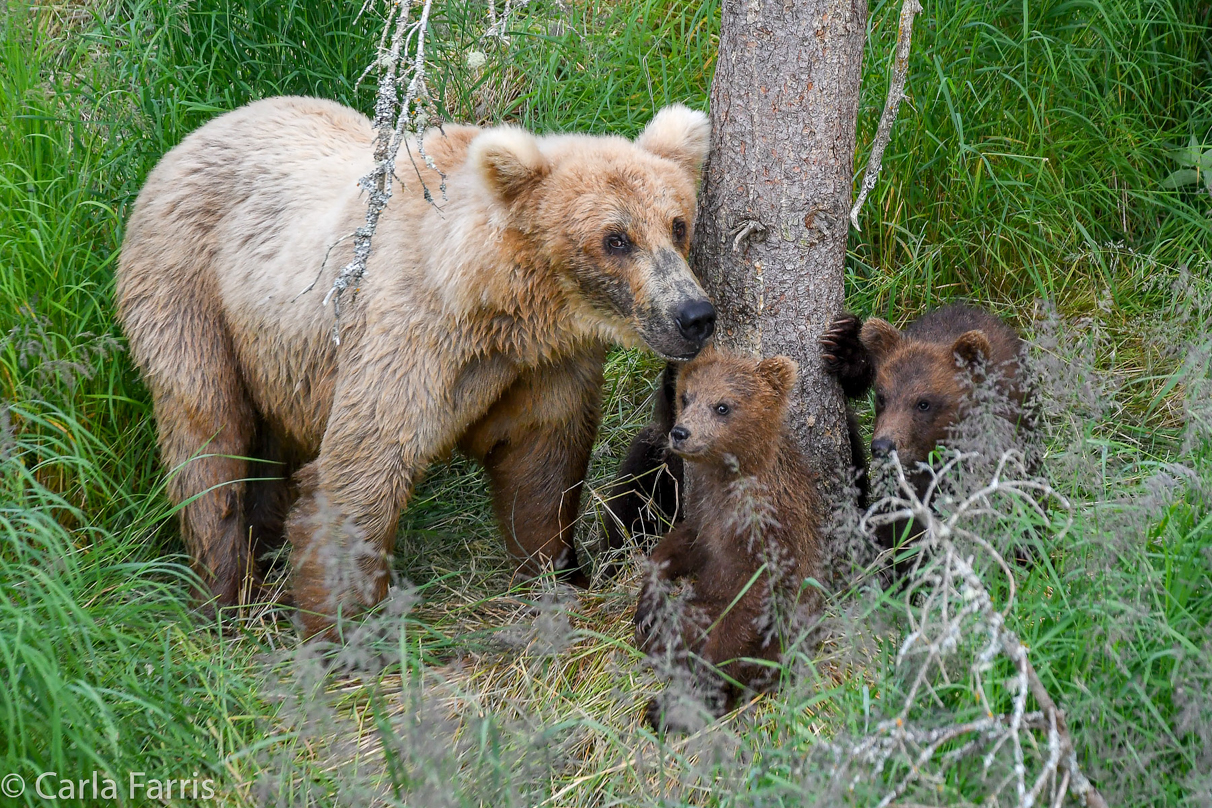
[1,0,1210,805]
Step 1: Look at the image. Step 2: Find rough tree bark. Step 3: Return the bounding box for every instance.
[692,0,867,502]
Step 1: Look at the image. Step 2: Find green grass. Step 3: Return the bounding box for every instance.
[0,0,1209,804]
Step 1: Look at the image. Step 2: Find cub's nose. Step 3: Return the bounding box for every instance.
[670,426,691,444]
[675,299,716,344]
[871,437,896,457]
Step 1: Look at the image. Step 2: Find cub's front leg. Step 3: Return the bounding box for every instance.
[600,362,685,569]
[644,584,773,733]
[819,312,875,399]
[634,522,706,655]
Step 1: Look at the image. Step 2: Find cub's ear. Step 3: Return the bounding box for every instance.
[757,355,798,401]
[635,104,710,180]
[859,318,902,361]
[952,329,993,369]
[470,126,550,201]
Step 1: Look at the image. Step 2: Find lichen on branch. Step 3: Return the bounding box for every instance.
[849,0,922,232]
[323,0,443,344]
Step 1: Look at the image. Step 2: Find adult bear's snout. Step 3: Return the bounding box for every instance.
[675,299,716,345]
[631,250,715,359]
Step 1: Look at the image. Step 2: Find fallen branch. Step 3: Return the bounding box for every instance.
[1004,631,1110,808]
[838,448,1108,807]
[849,0,922,231]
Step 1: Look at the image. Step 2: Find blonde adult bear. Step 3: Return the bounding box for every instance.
[116,97,715,637]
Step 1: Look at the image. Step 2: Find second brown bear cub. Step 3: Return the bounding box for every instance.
[819,303,1031,555]
[819,303,1028,471]
[634,348,822,732]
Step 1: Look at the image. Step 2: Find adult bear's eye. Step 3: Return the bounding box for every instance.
[875,393,886,410]
[604,232,631,255]
[916,399,931,412]
[715,402,730,416]
[672,219,686,243]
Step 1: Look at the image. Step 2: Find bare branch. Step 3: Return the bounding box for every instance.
[849,0,922,231]
[837,447,1109,807]
[320,0,441,344]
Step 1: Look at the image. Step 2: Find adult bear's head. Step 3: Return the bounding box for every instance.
[470,106,716,360]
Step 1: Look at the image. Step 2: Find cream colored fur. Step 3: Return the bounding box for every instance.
[116,96,711,636]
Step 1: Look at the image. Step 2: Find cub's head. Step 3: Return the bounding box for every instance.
[469,105,715,359]
[860,319,996,468]
[668,348,797,469]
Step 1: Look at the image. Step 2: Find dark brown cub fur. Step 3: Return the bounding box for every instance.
[820,303,1031,558]
[634,348,823,732]
[599,364,684,573]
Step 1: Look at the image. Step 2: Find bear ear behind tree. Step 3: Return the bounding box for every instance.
[115,96,720,639]
[634,104,712,177]
[633,348,824,733]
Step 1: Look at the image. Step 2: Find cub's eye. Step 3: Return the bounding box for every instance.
[715,403,730,416]
[680,393,689,408]
[916,399,932,412]
[672,219,687,242]
[604,233,631,255]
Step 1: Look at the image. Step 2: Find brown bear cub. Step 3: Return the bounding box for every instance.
[818,303,1032,556]
[633,348,823,732]
[601,359,866,566]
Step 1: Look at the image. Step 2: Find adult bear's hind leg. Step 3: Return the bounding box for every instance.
[118,212,263,610]
[151,372,258,611]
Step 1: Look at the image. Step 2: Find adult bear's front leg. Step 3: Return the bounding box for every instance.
[286,446,415,640]
[461,348,606,587]
[289,349,517,640]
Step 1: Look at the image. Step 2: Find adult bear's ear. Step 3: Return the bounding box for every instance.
[635,104,710,180]
[952,329,993,369]
[860,318,902,361]
[757,355,798,401]
[470,126,550,201]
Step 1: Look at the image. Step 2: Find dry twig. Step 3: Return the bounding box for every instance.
[323,0,443,344]
[849,0,922,231]
[836,449,1108,807]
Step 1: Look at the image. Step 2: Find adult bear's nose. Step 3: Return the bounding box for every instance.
[670,426,691,444]
[871,437,896,457]
[675,299,716,344]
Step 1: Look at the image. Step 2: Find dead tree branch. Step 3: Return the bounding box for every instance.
[322,0,441,344]
[836,449,1108,807]
[849,0,922,231]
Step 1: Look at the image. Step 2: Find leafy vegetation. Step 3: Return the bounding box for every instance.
[0,0,1208,804]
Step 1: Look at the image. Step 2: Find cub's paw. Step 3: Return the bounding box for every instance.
[819,313,873,398]
[644,697,665,732]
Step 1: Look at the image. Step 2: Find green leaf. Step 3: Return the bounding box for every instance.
[1161,168,1198,189]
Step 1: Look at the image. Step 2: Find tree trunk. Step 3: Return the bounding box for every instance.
[692,0,867,502]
